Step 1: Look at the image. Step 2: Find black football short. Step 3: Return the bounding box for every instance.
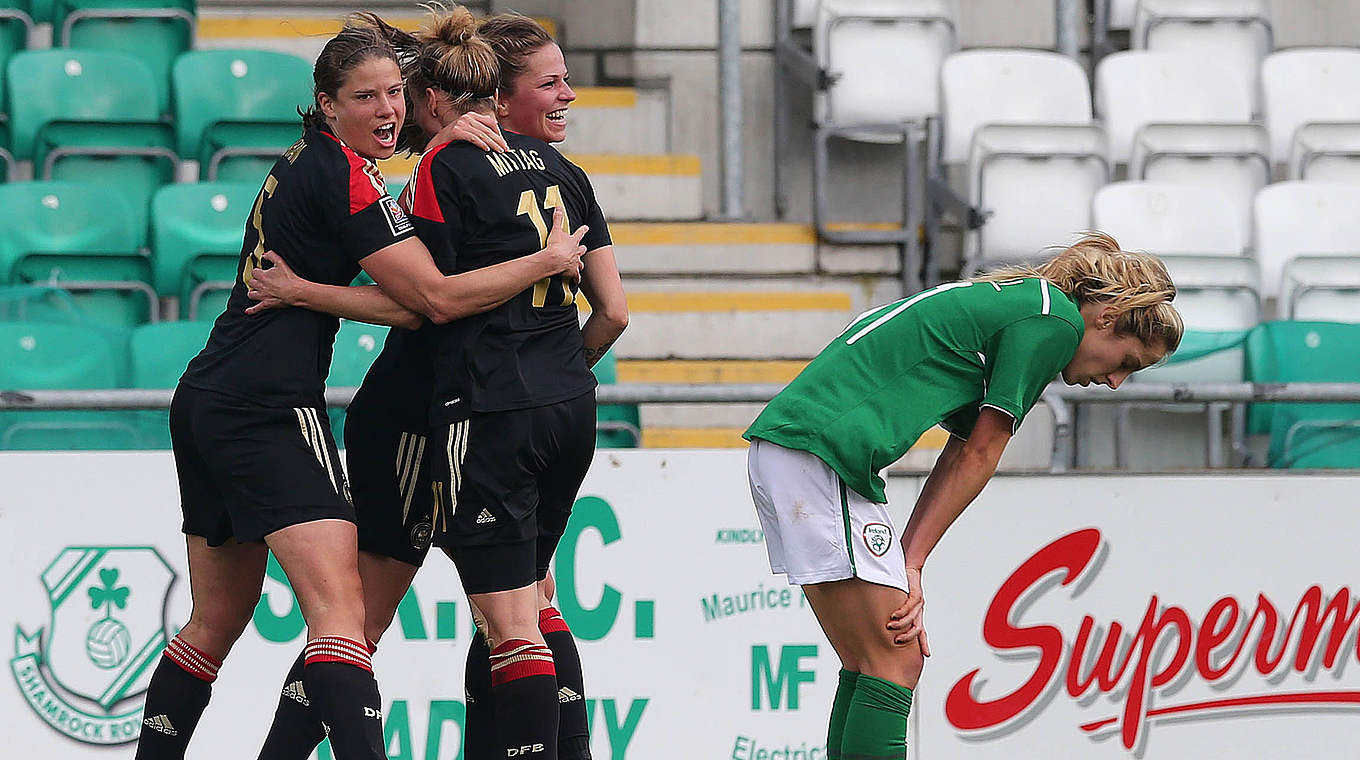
[432,391,596,594]
[344,402,437,567]
[170,384,354,546]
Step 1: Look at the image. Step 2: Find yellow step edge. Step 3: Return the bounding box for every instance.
[618,360,809,384]
[579,291,852,313]
[567,154,701,176]
[198,15,558,40]
[610,223,816,246]
[642,426,951,450]
[572,87,638,109]
[824,222,905,232]
[378,153,701,179]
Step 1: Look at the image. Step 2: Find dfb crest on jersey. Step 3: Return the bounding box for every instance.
[11,547,176,745]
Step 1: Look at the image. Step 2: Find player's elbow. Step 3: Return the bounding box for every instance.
[601,302,629,334]
[393,310,426,331]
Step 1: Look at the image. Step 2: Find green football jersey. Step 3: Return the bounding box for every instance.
[744,277,1084,503]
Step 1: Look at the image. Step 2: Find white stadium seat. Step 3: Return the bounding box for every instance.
[815,0,957,140]
[1128,123,1268,241]
[1254,182,1360,309]
[1093,181,1246,255]
[1262,48,1360,163]
[1289,122,1360,182]
[941,49,1093,165]
[1108,0,1139,30]
[1134,0,1273,113]
[793,0,818,29]
[941,50,1106,268]
[1095,51,1252,165]
[968,125,1109,267]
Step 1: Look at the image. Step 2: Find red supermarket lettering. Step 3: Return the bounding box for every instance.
[944,529,1360,751]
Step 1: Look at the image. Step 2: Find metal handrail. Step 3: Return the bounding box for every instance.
[7,383,1360,472]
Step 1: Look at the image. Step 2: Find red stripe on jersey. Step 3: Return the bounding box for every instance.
[321,130,387,215]
[410,142,452,223]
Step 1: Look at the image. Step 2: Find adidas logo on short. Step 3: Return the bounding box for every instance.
[558,686,582,704]
[476,508,496,524]
[282,679,309,707]
[143,714,177,736]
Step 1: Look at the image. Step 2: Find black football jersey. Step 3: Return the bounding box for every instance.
[180,125,416,408]
[407,131,612,424]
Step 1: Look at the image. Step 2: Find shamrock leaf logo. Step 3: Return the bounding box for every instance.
[88,567,130,618]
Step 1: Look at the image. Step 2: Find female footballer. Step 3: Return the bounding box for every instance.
[245,10,625,760]
[744,234,1183,759]
[137,15,585,760]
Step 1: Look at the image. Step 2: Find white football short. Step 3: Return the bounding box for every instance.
[746,437,908,593]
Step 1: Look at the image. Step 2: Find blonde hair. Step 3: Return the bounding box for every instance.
[974,232,1184,353]
[392,4,500,152]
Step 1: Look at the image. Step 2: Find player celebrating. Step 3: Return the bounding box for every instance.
[245,10,625,760]
[137,15,585,760]
[744,234,1182,760]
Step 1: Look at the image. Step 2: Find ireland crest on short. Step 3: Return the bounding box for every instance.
[11,547,176,745]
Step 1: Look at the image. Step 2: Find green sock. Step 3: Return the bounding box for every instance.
[826,669,859,760]
[840,673,913,760]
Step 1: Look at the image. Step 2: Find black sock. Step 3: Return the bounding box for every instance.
[256,650,326,759]
[464,629,496,760]
[301,637,385,760]
[134,636,220,759]
[490,638,558,760]
[540,607,590,760]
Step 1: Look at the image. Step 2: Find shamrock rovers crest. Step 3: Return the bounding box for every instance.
[11,547,175,745]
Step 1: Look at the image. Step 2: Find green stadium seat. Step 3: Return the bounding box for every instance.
[172,50,311,178]
[591,349,640,448]
[8,49,177,229]
[328,320,390,441]
[129,320,210,448]
[0,322,140,450]
[1245,321,1360,468]
[151,182,254,319]
[55,0,195,114]
[0,2,32,173]
[0,181,156,325]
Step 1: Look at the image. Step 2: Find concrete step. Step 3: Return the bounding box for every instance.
[196,12,559,59]
[377,152,704,222]
[558,87,669,155]
[611,223,816,275]
[580,276,902,359]
[572,154,702,220]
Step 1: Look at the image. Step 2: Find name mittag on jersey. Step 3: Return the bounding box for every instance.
[382,195,413,237]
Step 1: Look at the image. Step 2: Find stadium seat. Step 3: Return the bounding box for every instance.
[1288,122,1360,182]
[7,49,177,229]
[1133,0,1272,114]
[0,181,156,325]
[172,50,311,179]
[1262,48,1360,164]
[328,320,390,440]
[1245,321,1360,467]
[1127,123,1268,241]
[129,320,210,447]
[1095,51,1253,165]
[797,0,956,258]
[1254,182,1360,309]
[1093,181,1246,255]
[592,348,640,448]
[0,322,140,450]
[55,0,195,114]
[942,50,1105,269]
[150,182,254,319]
[0,2,31,172]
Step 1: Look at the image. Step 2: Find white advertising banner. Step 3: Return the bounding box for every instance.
[2,452,1358,759]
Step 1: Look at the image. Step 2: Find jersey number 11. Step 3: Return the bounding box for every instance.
[516,185,574,308]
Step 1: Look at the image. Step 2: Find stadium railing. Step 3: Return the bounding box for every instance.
[6,382,1360,473]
